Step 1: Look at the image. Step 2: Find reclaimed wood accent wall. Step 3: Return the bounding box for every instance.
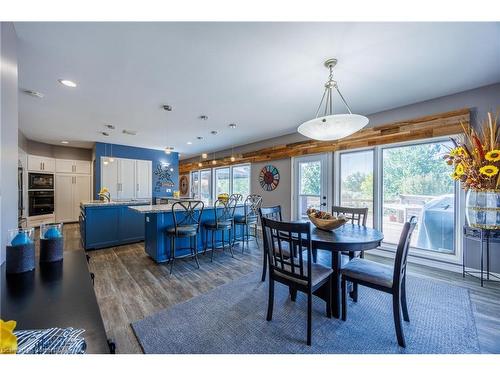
[179,108,470,173]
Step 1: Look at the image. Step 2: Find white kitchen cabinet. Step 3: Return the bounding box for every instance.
[56,159,91,174]
[135,160,152,199]
[100,156,152,200]
[55,173,91,222]
[118,158,136,199]
[28,155,55,172]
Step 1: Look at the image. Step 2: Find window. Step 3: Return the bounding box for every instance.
[382,140,455,254]
[232,164,250,197]
[215,167,230,197]
[190,171,200,198]
[200,170,212,203]
[340,150,374,227]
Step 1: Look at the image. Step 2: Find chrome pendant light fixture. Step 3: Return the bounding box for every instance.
[297,58,369,141]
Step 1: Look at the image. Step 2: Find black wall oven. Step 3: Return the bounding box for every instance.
[28,172,54,190]
[28,190,54,216]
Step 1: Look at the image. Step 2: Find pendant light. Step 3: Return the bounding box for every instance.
[109,143,115,163]
[297,58,369,141]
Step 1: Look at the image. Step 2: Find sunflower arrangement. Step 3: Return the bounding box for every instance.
[445,112,500,190]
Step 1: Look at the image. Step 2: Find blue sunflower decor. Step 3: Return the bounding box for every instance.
[259,165,279,191]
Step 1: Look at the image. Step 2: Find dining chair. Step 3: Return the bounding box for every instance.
[233,194,262,253]
[259,205,284,281]
[229,193,243,203]
[261,217,333,346]
[165,200,204,274]
[341,216,417,347]
[203,198,237,261]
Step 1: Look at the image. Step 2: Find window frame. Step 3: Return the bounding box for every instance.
[334,135,463,265]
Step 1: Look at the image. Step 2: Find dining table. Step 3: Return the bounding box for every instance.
[306,223,384,318]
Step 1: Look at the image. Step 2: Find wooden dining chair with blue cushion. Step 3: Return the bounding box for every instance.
[261,217,332,346]
[233,194,262,253]
[165,200,204,274]
[341,216,417,347]
[203,198,236,261]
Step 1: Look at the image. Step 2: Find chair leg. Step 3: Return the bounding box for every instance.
[203,229,207,255]
[266,278,274,321]
[169,237,175,275]
[352,282,358,303]
[307,289,312,346]
[254,224,259,249]
[312,248,317,263]
[360,251,365,259]
[228,229,234,258]
[392,292,406,348]
[261,247,267,282]
[401,276,410,322]
[192,237,200,269]
[326,276,332,319]
[341,277,347,321]
[290,286,297,302]
[210,230,215,262]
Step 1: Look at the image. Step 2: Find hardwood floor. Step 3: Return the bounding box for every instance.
[57,223,500,354]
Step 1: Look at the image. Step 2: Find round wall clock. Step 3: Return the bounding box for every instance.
[259,165,280,191]
[179,175,189,196]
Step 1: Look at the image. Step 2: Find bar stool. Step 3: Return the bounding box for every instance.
[203,198,237,261]
[233,194,262,253]
[165,200,204,274]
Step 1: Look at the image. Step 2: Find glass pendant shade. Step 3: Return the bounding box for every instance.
[298,114,369,141]
[298,58,368,141]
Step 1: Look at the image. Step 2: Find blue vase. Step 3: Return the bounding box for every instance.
[11,232,32,246]
[44,227,62,239]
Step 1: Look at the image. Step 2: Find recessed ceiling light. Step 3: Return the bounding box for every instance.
[61,141,69,144]
[211,130,218,135]
[122,130,137,136]
[201,153,208,159]
[187,141,192,145]
[199,115,208,120]
[196,136,204,140]
[58,79,77,88]
[23,89,44,98]
[105,124,115,130]
[101,132,109,136]
[229,123,237,129]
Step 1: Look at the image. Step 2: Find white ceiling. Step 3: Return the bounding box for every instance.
[15,22,500,159]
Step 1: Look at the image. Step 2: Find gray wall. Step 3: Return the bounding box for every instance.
[21,137,93,161]
[251,159,292,220]
[1,22,19,265]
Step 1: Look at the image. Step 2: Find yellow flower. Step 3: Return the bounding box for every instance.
[99,187,109,194]
[450,147,465,157]
[0,319,17,354]
[485,150,500,162]
[455,163,465,176]
[479,165,499,177]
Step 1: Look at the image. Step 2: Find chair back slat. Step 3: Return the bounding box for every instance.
[392,216,417,287]
[229,193,243,203]
[171,200,204,235]
[259,206,283,252]
[332,205,368,226]
[244,194,263,219]
[261,217,312,285]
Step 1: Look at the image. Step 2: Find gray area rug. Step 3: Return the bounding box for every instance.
[131,271,480,354]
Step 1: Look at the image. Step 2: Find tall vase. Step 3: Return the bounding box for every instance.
[465,189,500,229]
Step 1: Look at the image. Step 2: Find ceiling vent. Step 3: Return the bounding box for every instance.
[23,89,44,98]
[122,130,137,136]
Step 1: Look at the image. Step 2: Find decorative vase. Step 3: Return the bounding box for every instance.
[6,228,35,274]
[465,189,500,229]
[40,223,64,263]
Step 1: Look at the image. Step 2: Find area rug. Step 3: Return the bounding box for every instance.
[131,271,480,354]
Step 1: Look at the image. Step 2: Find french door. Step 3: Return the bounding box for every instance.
[293,154,330,220]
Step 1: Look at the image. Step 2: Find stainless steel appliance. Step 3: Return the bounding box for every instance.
[28,190,54,216]
[18,166,27,227]
[28,172,54,190]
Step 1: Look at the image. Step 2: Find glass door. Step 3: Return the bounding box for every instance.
[293,154,329,220]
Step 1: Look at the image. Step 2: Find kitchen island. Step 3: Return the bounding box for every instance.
[80,200,151,250]
[130,203,245,263]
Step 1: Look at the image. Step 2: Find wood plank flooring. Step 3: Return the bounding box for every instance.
[55,224,499,354]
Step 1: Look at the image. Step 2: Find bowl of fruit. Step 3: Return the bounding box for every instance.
[307,208,347,231]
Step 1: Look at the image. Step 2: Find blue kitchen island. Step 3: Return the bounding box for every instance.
[80,200,150,250]
[130,202,245,263]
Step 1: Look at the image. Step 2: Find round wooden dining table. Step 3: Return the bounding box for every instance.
[308,223,384,318]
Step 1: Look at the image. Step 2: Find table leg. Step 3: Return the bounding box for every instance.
[332,251,341,319]
[480,230,484,287]
[486,231,490,281]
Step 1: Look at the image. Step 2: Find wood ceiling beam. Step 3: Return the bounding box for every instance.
[179,108,470,174]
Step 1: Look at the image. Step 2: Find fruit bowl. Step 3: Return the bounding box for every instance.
[307,208,347,231]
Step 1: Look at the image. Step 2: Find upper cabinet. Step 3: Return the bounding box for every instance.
[28,155,55,172]
[56,159,91,174]
[101,157,152,200]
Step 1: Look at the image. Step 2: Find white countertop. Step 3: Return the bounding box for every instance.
[129,202,246,214]
[81,199,152,207]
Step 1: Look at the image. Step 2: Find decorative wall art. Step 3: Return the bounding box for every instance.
[153,163,175,193]
[179,175,189,196]
[259,164,280,191]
